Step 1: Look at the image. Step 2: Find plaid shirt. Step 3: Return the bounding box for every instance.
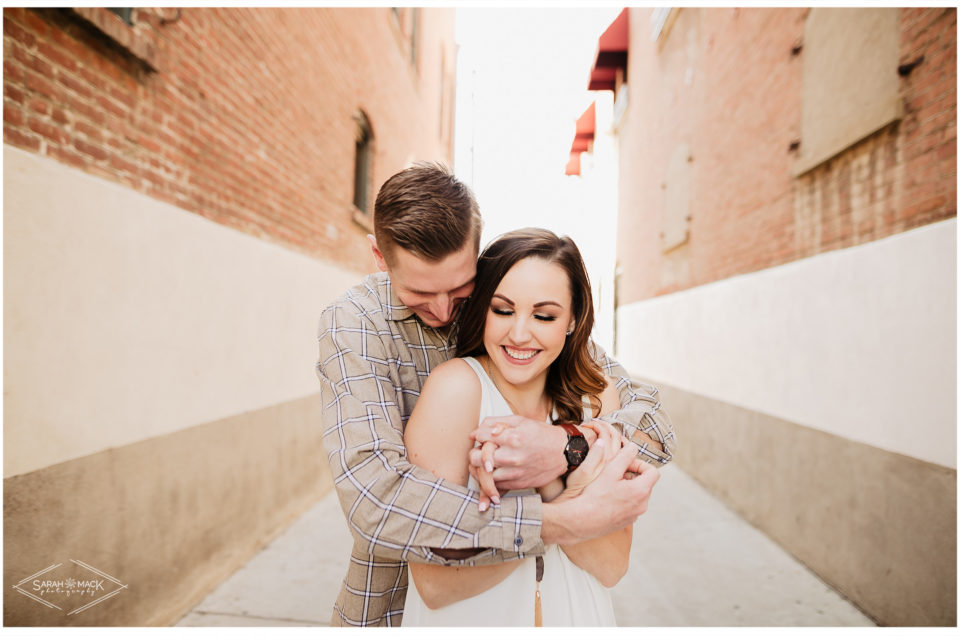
[316,272,676,626]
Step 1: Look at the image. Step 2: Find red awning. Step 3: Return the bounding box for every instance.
[565,102,596,176]
[571,102,596,151]
[588,9,629,91]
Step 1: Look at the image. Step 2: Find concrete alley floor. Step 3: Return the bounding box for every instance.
[175,466,875,627]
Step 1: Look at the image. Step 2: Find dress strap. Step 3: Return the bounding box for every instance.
[460,357,496,404]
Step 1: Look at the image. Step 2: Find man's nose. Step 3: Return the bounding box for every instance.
[431,295,452,322]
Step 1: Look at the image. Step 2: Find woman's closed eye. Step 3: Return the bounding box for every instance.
[491,306,557,322]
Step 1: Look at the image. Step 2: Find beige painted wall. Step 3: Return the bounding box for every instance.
[4,394,332,626]
[616,218,957,469]
[658,381,956,626]
[3,146,361,477]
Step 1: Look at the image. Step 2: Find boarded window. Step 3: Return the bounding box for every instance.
[662,143,692,252]
[794,8,901,175]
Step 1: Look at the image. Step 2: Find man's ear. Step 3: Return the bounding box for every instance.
[368,234,389,273]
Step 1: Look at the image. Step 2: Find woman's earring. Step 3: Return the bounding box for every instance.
[565,329,573,336]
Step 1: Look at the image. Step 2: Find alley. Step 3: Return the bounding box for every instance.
[175,466,875,627]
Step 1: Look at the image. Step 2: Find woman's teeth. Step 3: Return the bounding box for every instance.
[504,346,537,360]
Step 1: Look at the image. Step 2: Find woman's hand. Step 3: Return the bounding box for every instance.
[557,420,625,499]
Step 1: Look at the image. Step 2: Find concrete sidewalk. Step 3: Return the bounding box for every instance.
[175,467,875,627]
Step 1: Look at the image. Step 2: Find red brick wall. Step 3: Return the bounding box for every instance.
[616,8,956,304]
[3,8,457,274]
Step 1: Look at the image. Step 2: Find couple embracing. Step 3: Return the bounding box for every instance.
[316,163,676,627]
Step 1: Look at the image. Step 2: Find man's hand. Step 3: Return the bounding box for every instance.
[540,440,660,545]
[467,414,569,510]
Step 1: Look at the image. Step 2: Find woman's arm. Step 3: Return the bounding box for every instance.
[403,359,522,609]
[557,379,634,587]
[557,522,633,588]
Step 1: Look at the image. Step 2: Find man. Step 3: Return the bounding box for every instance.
[316,163,676,626]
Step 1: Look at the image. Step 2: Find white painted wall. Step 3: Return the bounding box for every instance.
[3,146,362,477]
[617,218,957,469]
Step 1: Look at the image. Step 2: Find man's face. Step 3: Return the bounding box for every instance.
[372,239,477,328]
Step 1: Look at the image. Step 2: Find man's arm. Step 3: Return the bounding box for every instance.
[317,303,544,567]
[542,443,659,544]
[591,341,677,466]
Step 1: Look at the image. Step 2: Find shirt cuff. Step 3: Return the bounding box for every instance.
[485,489,545,555]
[424,489,546,567]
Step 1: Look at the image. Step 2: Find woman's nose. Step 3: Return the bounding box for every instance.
[508,316,531,343]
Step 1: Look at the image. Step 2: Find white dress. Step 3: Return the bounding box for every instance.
[402,357,617,627]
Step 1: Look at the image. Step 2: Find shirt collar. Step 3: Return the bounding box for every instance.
[379,273,414,322]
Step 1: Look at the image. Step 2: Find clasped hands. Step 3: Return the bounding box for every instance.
[466,414,658,512]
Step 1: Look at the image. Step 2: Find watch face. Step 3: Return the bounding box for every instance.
[564,435,590,467]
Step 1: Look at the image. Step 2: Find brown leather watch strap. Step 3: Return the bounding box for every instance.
[556,421,583,437]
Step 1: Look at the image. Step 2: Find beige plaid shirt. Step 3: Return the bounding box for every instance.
[316,272,676,626]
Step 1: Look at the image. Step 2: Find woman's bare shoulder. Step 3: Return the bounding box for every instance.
[423,357,482,393]
[405,357,482,483]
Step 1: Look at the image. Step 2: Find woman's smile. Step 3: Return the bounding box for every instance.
[501,345,541,363]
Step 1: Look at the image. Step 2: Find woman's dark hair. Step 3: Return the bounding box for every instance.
[456,227,606,423]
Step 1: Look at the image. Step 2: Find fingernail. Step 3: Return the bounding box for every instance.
[485,461,494,472]
[491,496,500,505]
[594,439,604,449]
[479,501,488,512]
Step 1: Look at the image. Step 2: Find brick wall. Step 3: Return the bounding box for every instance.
[3,7,457,274]
[615,8,956,304]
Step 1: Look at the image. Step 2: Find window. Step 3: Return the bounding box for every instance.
[794,8,901,175]
[390,7,419,70]
[69,7,162,70]
[107,8,134,26]
[650,8,672,41]
[410,8,419,66]
[353,111,374,214]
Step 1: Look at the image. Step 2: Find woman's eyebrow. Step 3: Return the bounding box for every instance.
[492,294,563,310]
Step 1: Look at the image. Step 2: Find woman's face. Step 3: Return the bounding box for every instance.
[483,256,575,390]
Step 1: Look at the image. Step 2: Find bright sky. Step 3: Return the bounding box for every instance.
[453,7,623,247]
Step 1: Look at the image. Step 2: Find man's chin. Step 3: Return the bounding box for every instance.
[416,313,452,328]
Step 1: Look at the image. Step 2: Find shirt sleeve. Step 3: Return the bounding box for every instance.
[316,303,545,566]
[589,341,677,465]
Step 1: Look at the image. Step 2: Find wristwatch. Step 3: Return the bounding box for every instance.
[557,421,589,471]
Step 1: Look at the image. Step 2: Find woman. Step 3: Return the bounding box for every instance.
[402,228,636,626]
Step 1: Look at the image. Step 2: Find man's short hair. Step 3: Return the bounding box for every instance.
[373,162,482,264]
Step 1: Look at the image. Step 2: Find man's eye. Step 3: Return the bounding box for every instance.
[534,314,557,322]
[491,307,513,316]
